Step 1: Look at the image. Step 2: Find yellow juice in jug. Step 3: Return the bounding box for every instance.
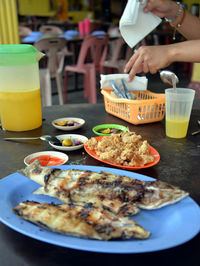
[166,118,189,138]
[0,88,42,131]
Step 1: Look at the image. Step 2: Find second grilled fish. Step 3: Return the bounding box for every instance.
[13,201,150,240]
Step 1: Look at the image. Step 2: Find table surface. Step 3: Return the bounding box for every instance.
[0,102,199,266]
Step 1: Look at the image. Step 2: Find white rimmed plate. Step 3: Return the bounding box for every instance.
[49,134,88,151]
[24,151,69,166]
[52,117,85,131]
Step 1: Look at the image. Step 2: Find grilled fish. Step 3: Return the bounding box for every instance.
[33,186,140,217]
[13,201,150,240]
[20,160,144,216]
[20,160,189,212]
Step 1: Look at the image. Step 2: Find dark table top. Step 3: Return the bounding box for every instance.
[0,102,199,266]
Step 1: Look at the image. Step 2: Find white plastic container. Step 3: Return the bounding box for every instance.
[0,44,44,131]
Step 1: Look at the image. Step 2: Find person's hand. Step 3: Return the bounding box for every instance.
[124,45,172,81]
[139,0,178,19]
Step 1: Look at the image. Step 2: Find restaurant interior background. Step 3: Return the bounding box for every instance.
[0,0,200,104]
[17,0,126,26]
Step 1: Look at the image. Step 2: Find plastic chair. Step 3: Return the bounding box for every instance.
[18,25,32,38]
[92,34,109,74]
[107,25,120,37]
[39,25,64,34]
[64,34,109,104]
[34,37,67,105]
[39,25,74,60]
[101,36,133,74]
[39,68,52,106]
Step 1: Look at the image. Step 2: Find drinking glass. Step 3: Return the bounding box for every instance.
[165,88,195,138]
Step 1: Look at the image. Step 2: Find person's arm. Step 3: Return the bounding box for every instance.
[125,40,200,80]
[172,10,200,40]
[143,0,200,40]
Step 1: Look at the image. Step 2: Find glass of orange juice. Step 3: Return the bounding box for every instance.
[165,88,195,138]
[0,44,44,131]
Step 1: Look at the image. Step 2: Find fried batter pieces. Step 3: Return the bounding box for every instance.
[85,132,154,166]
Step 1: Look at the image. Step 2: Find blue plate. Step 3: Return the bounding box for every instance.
[0,165,199,254]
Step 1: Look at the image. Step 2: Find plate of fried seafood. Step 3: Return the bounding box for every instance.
[84,132,160,170]
[0,162,199,253]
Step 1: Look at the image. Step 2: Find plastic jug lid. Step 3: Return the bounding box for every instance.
[0,44,40,66]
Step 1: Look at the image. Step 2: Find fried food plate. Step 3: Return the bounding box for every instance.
[84,136,160,170]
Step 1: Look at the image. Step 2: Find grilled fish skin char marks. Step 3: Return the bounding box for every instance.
[20,160,144,216]
[20,160,189,213]
[15,162,189,241]
[13,201,150,240]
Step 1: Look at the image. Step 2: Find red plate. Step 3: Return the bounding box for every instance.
[84,136,160,170]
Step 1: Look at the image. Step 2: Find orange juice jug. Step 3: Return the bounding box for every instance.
[0,44,44,131]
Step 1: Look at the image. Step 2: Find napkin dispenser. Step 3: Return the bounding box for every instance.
[119,0,162,48]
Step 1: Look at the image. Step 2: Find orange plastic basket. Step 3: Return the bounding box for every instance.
[101,89,165,125]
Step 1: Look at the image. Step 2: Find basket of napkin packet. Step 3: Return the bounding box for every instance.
[100,74,165,125]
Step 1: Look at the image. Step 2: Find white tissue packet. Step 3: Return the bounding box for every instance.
[100,74,148,91]
[119,0,161,48]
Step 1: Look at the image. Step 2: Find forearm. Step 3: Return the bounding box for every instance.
[173,10,200,40]
[165,2,200,40]
[125,40,200,80]
[144,0,200,40]
[167,40,200,63]
[164,1,200,39]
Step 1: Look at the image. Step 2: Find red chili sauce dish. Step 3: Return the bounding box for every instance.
[24,151,69,167]
[29,155,66,166]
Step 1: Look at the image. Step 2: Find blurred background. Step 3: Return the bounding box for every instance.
[0,0,200,105]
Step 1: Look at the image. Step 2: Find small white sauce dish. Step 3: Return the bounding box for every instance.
[24,151,69,166]
[49,134,88,151]
[52,117,85,131]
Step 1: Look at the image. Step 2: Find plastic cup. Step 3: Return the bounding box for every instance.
[165,88,195,138]
[84,18,90,35]
[78,21,85,36]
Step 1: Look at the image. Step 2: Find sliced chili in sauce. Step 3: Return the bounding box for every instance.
[29,155,65,166]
